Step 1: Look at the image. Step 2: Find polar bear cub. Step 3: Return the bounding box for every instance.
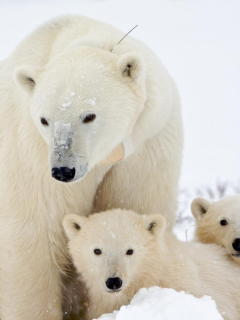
[63,209,240,320]
[191,195,240,263]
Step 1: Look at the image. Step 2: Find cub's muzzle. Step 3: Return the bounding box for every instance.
[232,238,240,252]
[105,277,122,292]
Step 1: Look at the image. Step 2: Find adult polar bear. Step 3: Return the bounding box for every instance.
[0,15,182,319]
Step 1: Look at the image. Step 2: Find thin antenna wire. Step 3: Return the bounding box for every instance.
[117,25,138,45]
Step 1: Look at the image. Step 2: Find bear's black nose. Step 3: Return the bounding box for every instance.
[106,277,122,291]
[232,238,240,252]
[51,167,75,182]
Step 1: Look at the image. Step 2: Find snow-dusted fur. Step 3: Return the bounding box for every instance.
[192,195,240,264]
[0,15,182,319]
[63,210,240,320]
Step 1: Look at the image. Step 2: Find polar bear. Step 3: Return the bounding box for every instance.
[63,209,240,320]
[0,15,182,320]
[191,195,240,264]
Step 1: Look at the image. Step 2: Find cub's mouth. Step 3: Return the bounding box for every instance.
[105,277,123,293]
[232,253,240,257]
[106,289,122,294]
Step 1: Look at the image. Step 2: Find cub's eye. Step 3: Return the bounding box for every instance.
[220,219,228,226]
[83,114,96,123]
[126,249,134,255]
[94,248,102,255]
[40,117,49,126]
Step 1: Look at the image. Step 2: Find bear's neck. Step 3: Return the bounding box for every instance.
[155,232,195,290]
[124,232,199,298]
[147,232,207,294]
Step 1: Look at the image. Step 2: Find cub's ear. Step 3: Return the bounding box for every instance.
[144,214,166,237]
[62,214,87,240]
[191,197,211,220]
[117,52,145,81]
[14,65,43,95]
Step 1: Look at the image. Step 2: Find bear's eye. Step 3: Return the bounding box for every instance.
[94,248,102,255]
[40,117,49,126]
[220,219,228,226]
[126,249,134,255]
[73,222,80,230]
[83,114,96,123]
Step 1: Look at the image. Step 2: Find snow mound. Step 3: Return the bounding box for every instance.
[96,287,223,320]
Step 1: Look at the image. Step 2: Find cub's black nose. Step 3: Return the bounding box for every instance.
[51,167,75,182]
[232,238,240,252]
[106,277,122,291]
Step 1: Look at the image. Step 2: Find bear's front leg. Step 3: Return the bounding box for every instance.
[0,224,63,320]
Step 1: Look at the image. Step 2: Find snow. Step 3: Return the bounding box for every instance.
[53,122,72,151]
[96,287,223,320]
[111,231,117,240]
[62,101,72,108]
[89,97,97,106]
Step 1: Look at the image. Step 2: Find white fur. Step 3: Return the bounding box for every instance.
[192,195,240,264]
[0,15,182,319]
[63,210,240,320]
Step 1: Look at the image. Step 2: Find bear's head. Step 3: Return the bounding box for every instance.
[191,195,240,262]
[62,209,166,298]
[14,44,146,183]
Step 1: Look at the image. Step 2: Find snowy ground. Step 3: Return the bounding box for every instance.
[97,287,223,320]
[0,0,239,318]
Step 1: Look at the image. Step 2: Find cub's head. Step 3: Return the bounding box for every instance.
[62,210,165,296]
[191,195,240,262]
[14,44,146,183]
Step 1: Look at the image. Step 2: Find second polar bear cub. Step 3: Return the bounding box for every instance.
[192,195,240,263]
[63,209,240,320]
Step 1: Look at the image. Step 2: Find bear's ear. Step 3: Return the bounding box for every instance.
[14,65,43,95]
[191,197,211,220]
[62,214,87,240]
[117,52,145,81]
[144,214,166,237]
